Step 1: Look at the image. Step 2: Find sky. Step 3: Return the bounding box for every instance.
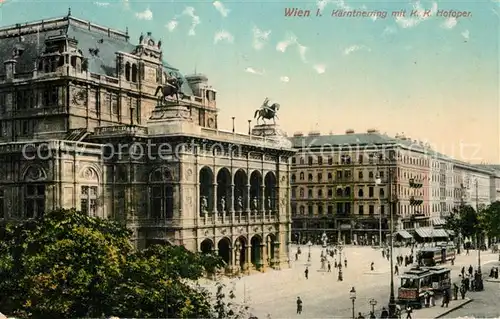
[0,0,498,163]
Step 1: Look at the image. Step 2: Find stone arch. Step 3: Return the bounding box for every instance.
[249,170,263,211]
[22,164,47,182]
[125,62,131,81]
[233,169,247,212]
[149,167,174,219]
[200,238,214,254]
[216,168,231,213]
[78,165,100,182]
[234,236,247,270]
[131,63,138,82]
[250,235,262,267]
[199,166,214,215]
[217,237,231,265]
[264,172,277,211]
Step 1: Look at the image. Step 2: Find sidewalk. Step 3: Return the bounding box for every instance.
[411,298,472,319]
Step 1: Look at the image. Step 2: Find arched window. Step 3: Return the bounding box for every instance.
[358,171,363,179]
[317,156,323,165]
[300,158,305,165]
[79,167,100,217]
[358,189,364,197]
[336,188,343,197]
[23,165,47,219]
[369,171,374,179]
[149,167,174,219]
[125,62,131,81]
[291,174,296,183]
[299,206,305,214]
[131,64,138,82]
[308,174,313,182]
[318,189,323,198]
[328,189,333,198]
[380,188,385,197]
[300,172,305,180]
[344,187,351,197]
[299,188,304,198]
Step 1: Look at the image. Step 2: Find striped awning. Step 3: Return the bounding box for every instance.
[431,217,446,226]
[396,230,413,239]
[415,227,450,238]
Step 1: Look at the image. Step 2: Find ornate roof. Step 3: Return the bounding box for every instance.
[0,16,193,95]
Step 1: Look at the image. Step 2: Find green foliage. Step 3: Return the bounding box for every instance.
[0,209,233,319]
[444,205,481,239]
[480,201,500,238]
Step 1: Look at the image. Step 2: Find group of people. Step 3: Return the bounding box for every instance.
[489,266,499,279]
[460,265,482,292]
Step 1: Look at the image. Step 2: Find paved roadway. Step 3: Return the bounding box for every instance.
[200,245,499,318]
[447,260,500,319]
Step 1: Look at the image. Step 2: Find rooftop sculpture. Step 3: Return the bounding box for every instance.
[254,97,280,125]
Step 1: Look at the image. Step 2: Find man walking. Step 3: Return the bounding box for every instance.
[304,267,309,279]
[328,261,332,272]
[296,297,303,314]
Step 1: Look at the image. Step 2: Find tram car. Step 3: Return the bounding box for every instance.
[397,266,451,309]
[417,245,456,266]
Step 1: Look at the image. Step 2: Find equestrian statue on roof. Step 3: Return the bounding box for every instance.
[254,97,280,125]
[155,71,185,105]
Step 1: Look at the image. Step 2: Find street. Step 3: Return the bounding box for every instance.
[200,245,499,318]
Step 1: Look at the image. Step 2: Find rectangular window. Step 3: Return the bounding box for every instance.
[25,184,45,218]
[336,203,343,214]
[308,205,313,215]
[358,205,364,215]
[81,186,98,217]
[150,185,174,219]
[111,95,119,114]
[328,205,333,214]
[381,205,385,215]
[369,205,374,215]
[369,187,374,197]
[336,170,342,179]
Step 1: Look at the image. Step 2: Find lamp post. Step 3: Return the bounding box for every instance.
[349,287,357,319]
[369,298,378,315]
[387,165,396,318]
[248,119,252,135]
[375,176,383,247]
[232,117,235,133]
[474,178,484,291]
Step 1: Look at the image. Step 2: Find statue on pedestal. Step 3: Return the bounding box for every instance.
[267,196,272,210]
[254,97,280,125]
[252,197,258,211]
[237,196,243,211]
[220,196,226,212]
[200,196,208,213]
[154,71,185,105]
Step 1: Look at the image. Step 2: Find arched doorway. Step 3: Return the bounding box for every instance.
[199,167,214,216]
[266,234,276,265]
[249,171,262,211]
[250,235,262,268]
[235,236,247,270]
[217,168,231,214]
[233,169,247,212]
[200,239,214,254]
[264,172,277,211]
[217,237,231,265]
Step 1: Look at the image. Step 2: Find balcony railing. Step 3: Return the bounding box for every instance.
[94,125,148,136]
[198,210,278,226]
[409,178,423,188]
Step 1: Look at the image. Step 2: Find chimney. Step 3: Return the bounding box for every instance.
[345,129,355,134]
[367,128,379,134]
[4,59,17,80]
[293,131,304,137]
[308,130,320,136]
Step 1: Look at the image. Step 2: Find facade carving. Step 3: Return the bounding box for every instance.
[0,15,296,274]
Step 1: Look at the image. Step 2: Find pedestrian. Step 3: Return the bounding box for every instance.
[380,307,389,319]
[395,264,399,275]
[461,266,465,277]
[460,285,466,299]
[424,292,430,308]
[304,267,309,280]
[295,253,298,261]
[451,257,455,266]
[296,297,303,314]
[466,248,469,255]
[453,283,459,300]
[357,312,365,319]
[382,250,385,258]
[334,260,337,268]
[328,261,331,272]
[430,291,436,307]
[405,305,413,319]
[441,289,450,307]
[371,262,374,271]
[344,258,347,268]
[468,265,473,276]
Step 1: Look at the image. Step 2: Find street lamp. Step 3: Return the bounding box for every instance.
[474,178,484,291]
[387,166,397,318]
[369,299,378,315]
[375,175,383,247]
[307,241,312,262]
[350,287,357,319]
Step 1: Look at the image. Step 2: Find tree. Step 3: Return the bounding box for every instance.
[0,209,240,318]
[444,205,481,243]
[481,201,500,241]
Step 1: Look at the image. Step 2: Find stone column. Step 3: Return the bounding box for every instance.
[245,184,251,214]
[246,244,252,273]
[230,184,235,222]
[261,243,267,272]
[212,183,218,219]
[273,242,281,270]
[259,185,265,212]
[234,245,241,273]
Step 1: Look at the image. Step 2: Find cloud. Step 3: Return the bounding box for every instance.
[166,20,178,32]
[183,7,201,35]
[214,30,234,44]
[135,8,153,20]
[441,17,457,29]
[395,1,438,28]
[461,29,470,40]
[276,33,308,62]
[382,26,396,35]
[94,2,110,7]
[167,7,201,35]
[343,45,370,55]
[313,64,326,74]
[245,67,264,75]
[213,1,230,17]
[122,0,130,10]
[252,26,271,50]
[280,76,290,82]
